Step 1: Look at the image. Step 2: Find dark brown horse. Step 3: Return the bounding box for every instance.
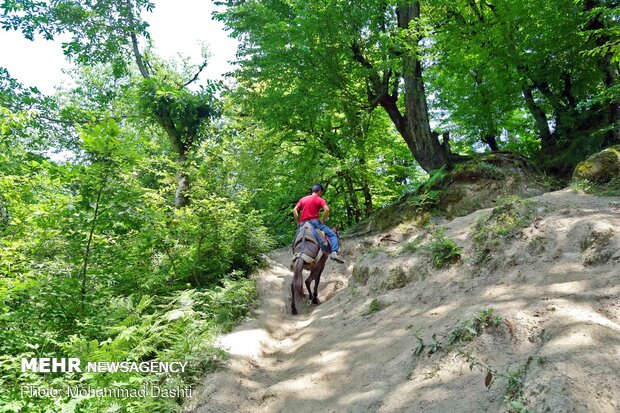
[290,224,339,315]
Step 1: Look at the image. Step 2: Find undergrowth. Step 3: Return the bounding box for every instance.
[571,177,620,196]
[472,196,533,264]
[0,277,257,413]
[430,228,462,269]
[452,161,506,180]
[412,308,539,412]
[365,298,380,315]
[414,308,503,357]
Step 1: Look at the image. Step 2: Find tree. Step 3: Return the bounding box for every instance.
[2,0,218,206]
[216,0,459,172]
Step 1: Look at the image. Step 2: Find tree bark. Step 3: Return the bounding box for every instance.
[175,153,190,208]
[584,0,620,142]
[80,174,106,314]
[352,1,454,172]
[522,85,553,153]
[362,183,373,217]
[482,134,498,151]
[396,1,451,171]
[126,0,192,207]
[344,173,361,223]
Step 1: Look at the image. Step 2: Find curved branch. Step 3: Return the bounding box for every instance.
[125,0,150,79]
[184,62,207,86]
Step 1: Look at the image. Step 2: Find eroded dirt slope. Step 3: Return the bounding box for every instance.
[185,189,620,413]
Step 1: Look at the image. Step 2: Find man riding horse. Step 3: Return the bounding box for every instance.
[289,184,345,314]
[293,184,345,264]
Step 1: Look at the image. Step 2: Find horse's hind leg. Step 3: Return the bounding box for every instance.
[312,272,321,304]
[305,273,315,301]
[291,283,298,315]
[312,261,326,305]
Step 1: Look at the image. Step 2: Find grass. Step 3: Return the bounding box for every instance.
[367,246,388,256]
[382,267,409,290]
[453,160,506,180]
[472,196,533,264]
[413,308,504,357]
[571,177,620,196]
[399,236,424,254]
[365,298,380,315]
[447,308,503,346]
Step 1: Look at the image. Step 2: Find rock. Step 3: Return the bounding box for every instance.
[580,221,616,266]
[573,145,620,183]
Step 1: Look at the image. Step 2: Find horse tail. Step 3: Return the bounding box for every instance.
[293,257,305,300]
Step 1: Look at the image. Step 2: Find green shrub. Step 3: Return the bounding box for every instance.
[571,177,620,196]
[447,308,503,346]
[0,278,256,413]
[430,228,462,269]
[472,196,532,264]
[365,298,380,315]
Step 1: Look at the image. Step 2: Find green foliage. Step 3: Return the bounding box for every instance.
[1,0,155,75]
[414,308,504,358]
[0,279,256,412]
[399,237,424,254]
[472,196,533,264]
[138,77,218,149]
[455,348,535,413]
[571,177,620,196]
[424,167,449,190]
[414,335,425,356]
[430,228,462,269]
[2,0,620,409]
[365,298,380,315]
[447,309,504,347]
[0,64,270,412]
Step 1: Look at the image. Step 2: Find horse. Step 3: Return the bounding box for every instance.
[290,223,339,315]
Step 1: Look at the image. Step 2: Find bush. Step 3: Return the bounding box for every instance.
[571,177,620,196]
[430,228,462,269]
[0,278,257,413]
[472,196,532,264]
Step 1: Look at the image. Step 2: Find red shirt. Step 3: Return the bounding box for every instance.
[296,194,327,222]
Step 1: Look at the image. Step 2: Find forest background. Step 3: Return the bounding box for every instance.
[0,0,618,411]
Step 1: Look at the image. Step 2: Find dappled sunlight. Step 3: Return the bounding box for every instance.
[546,280,592,295]
[189,190,620,413]
[337,388,385,406]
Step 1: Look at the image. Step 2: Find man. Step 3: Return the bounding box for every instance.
[293,184,345,264]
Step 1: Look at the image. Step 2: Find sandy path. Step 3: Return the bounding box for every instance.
[185,249,354,413]
[185,190,620,413]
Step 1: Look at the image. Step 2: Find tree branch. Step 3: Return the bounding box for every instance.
[183,62,207,87]
[125,0,150,79]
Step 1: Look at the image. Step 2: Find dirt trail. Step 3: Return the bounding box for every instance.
[186,190,620,413]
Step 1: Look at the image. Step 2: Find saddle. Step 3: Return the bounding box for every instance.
[290,222,331,270]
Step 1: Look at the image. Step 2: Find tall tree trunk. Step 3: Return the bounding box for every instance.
[396,1,451,171]
[345,173,361,222]
[127,0,192,207]
[603,55,620,142]
[353,1,454,172]
[606,60,620,143]
[175,153,190,208]
[80,173,106,314]
[482,134,498,151]
[584,0,620,142]
[522,85,554,153]
[362,183,373,217]
[348,110,374,218]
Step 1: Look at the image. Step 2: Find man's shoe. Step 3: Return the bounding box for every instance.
[330,252,345,264]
